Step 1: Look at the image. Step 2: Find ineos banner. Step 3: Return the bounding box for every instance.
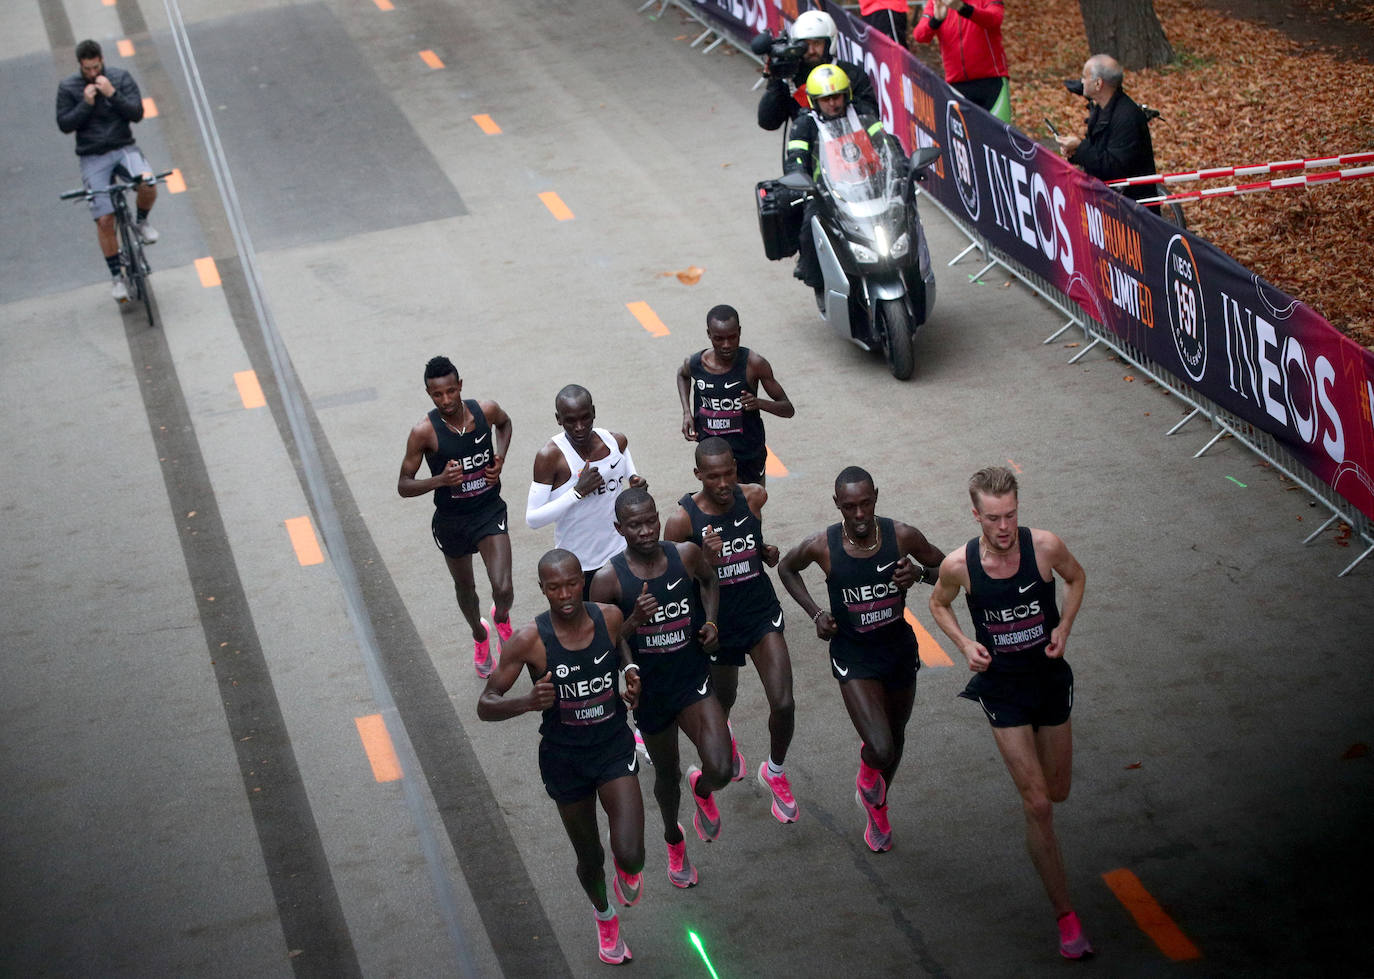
[689,0,1374,522]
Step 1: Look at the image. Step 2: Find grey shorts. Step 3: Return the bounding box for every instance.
[80,146,154,219]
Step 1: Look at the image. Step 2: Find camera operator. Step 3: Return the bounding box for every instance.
[757,10,877,132]
[1055,54,1157,210]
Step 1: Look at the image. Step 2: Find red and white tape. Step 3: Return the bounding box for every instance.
[1109,150,1374,189]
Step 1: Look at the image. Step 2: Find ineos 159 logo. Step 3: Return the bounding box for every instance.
[555,663,571,679]
[945,101,979,220]
[1165,235,1207,382]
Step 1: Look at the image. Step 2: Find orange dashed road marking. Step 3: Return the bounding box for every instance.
[101,0,115,6]
[373,0,394,8]
[1102,868,1202,961]
[626,301,669,338]
[284,516,325,566]
[355,714,403,782]
[142,98,158,118]
[165,169,187,194]
[905,609,954,666]
[117,39,135,57]
[194,257,221,287]
[233,370,266,410]
[765,445,788,478]
[419,49,444,69]
[472,114,502,135]
[1007,458,1023,474]
[539,191,574,221]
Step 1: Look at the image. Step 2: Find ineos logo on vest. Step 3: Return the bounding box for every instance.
[720,533,756,557]
[841,581,900,603]
[701,396,743,412]
[461,448,492,470]
[984,601,1041,622]
[555,663,571,679]
[652,599,692,623]
[558,671,615,699]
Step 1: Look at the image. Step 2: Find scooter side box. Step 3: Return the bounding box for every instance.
[755,179,802,261]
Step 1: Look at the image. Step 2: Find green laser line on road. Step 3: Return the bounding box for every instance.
[688,930,720,978]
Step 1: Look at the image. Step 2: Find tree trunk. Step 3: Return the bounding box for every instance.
[1078,0,1174,70]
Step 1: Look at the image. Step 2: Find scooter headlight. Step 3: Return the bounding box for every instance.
[851,241,880,264]
[890,232,910,258]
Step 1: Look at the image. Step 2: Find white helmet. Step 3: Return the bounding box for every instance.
[792,9,838,50]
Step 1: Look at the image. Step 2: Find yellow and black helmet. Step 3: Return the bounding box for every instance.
[805,63,851,101]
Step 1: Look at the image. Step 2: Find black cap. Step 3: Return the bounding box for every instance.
[1063,78,1084,96]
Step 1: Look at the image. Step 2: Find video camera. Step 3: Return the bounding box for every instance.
[751,30,807,79]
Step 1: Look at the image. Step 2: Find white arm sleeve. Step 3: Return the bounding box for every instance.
[526,480,579,529]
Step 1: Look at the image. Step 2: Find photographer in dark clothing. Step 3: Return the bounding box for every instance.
[757,9,878,132]
[1055,54,1157,208]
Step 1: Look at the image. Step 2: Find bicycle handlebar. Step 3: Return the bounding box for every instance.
[59,169,175,201]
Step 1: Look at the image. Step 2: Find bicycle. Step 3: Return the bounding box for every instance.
[61,169,172,327]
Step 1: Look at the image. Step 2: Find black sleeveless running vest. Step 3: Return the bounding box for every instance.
[825,517,915,658]
[677,488,777,625]
[964,527,1060,673]
[689,349,765,465]
[610,543,707,692]
[425,400,498,514]
[536,604,625,746]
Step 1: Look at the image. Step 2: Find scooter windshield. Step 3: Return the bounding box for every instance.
[815,111,900,219]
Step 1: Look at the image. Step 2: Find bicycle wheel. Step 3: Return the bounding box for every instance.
[1161,201,1187,231]
[120,211,155,327]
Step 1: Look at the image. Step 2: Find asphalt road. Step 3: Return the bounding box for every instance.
[3,0,1371,976]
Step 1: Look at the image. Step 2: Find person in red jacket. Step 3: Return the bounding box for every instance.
[911,0,1011,122]
[860,0,910,45]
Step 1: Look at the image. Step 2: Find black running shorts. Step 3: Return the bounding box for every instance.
[711,603,784,667]
[959,658,1074,730]
[538,724,638,805]
[633,668,714,736]
[829,636,919,688]
[431,498,508,558]
[735,453,766,485]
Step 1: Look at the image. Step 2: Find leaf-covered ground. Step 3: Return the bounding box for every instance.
[997,0,1374,347]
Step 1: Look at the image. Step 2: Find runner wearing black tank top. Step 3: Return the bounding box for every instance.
[589,487,734,889]
[675,304,794,485]
[779,466,944,854]
[398,356,514,679]
[664,438,799,825]
[928,466,1092,960]
[478,548,644,966]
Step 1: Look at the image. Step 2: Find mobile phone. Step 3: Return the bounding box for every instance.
[1044,117,1060,137]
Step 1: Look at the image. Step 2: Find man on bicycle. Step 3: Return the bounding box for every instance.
[56,39,161,304]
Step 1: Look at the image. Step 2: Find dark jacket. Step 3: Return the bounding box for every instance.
[1069,89,1156,204]
[56,65,145,156]
[758,58,878,132]
[784,109,901,182]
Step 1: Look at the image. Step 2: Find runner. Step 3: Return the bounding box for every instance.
[777,466,944,852]
[527,385,647,597]
[397,356,512,678]
[477,549,644,966]
[676,304,794,485]
[589,487,732,888]
[928,466,1092,959]
[664,437,798,823]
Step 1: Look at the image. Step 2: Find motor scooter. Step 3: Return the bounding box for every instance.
[767,113,941,380]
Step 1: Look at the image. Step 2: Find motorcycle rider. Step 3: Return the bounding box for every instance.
[784,64,905,310]
[757,9,877,132]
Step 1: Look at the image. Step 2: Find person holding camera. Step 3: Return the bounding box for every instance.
[757,9,877,132]
[1054,54,1157,209]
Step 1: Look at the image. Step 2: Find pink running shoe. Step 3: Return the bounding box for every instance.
[757,761,799,823]
[1058,911,1094,960]
[596,912,631,965]
[666,824,698,888]
[612,861,642,907]
[687,765,721,842]
[490,605,513,645]
[855,790,892,852]
[726,721,746,781]
[473,618,495,679]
